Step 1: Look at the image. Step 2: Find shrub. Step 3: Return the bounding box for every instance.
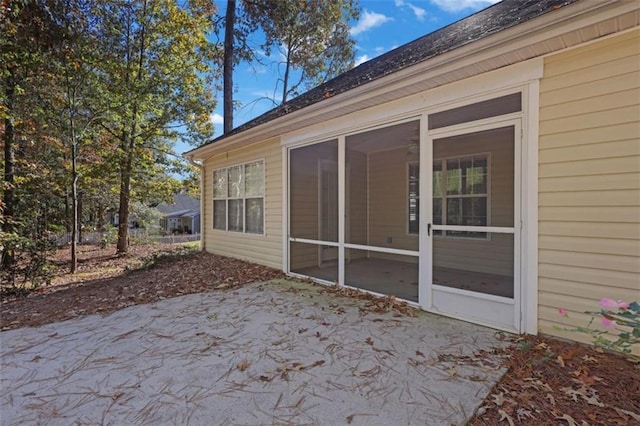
[559,299,639,360]
[1,232,56,296]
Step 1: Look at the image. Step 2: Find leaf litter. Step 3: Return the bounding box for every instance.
[470,334,640,426]
[2,244,638,425]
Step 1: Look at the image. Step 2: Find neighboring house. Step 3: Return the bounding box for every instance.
[186,0,639,348]
[108,211,137,229]
[156,194,201,234]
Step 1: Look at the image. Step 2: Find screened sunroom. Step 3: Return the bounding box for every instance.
[287,94,519,312]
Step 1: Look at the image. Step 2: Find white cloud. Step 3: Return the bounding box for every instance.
[394,0,405,6]
[350,10,392,36]
[407,3,427,21]
[210,113,224,125]
[429,0,500,13]
[354,54,371,66]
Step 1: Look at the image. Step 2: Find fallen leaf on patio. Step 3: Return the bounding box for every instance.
[416,350,424,357]
[546,393,556,406]
[236,360,250,372]
[498,409,515,426]
[614,407,640,422]
[585,395,604,407]
[525,378,552,392]
[353,365,381,377]
[308,360,325,368]
[492,392,505,406]
[258,375,271,382]
[556,413,577,426]
[557,355,565,367]
[516,407,534,421]
[345,413,376,424]
[561,386,581,402]
[581,355,598,363]
[560,348,577,361]
[365,337,374,345]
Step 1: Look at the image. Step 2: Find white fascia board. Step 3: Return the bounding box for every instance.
[281,58,542,146]
[188,0,631,161]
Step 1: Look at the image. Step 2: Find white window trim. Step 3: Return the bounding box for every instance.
[407,161,420,236]
[212,159,266,236]
[433,152,492,240]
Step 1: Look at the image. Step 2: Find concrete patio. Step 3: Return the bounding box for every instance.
[1,279,507,425]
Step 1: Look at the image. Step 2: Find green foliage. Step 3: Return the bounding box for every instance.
[99,225,117,249]
[131,201,162,234]
[1,0,217,277]
[559,299,640,361]
[89,0,218,252]
[244,0,359,102]
[0,232,56,296]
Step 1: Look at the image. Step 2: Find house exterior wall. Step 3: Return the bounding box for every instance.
[537,29,640,345]
[202,138,283,269]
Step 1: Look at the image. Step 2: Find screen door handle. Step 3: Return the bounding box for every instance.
[427,223,432,236]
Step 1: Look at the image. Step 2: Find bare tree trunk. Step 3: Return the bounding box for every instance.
[97,200,104,230]
[116,142,134,255]
[77,191,83,242]
[2,68,17,270]
[70,137,78,272]
[282,44,292,104]
[223,0,236,134]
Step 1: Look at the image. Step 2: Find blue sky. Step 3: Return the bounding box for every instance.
[176,0,499,157]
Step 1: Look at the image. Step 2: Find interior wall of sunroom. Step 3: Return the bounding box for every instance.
[367,147,419,257]
[431,126,515,278]
[289,139,339,282]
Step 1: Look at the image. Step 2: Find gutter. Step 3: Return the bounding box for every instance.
[184,154,205,251]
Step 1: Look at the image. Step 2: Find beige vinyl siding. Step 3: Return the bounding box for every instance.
[538,30,640,347]
[203,138,283,269]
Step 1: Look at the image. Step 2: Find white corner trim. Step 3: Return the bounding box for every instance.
[281,146,289,273]
[523,80,540,335]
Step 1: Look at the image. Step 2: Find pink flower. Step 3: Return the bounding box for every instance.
[558,308,568,317]
[601,317,617,329]
[599,298,629,310]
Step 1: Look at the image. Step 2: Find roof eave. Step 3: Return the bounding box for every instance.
[186,0,628,162]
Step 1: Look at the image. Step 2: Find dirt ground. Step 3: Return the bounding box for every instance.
[1,244,638,425]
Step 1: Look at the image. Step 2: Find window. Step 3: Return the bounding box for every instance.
[434,154,489,238]
[213,160,265,234]
[408,163,419,234]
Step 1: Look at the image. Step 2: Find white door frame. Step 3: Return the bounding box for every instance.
[420,117,522,332]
